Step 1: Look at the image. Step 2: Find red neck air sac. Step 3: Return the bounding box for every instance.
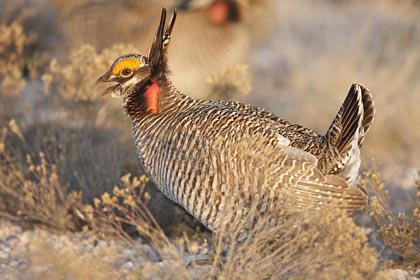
[144,82,160,114]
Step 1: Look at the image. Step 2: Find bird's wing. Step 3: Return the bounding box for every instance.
[277,145,368,211]
[206,108,368,211]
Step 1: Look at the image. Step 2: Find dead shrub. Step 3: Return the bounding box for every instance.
[0,21,31,97]
[84,173,181,256]
[362,171,420,265]
[207,64,252,100]
[26,237,119,280]
[40,44,140,124]
[214,208,380,279]
[0,120,97,231]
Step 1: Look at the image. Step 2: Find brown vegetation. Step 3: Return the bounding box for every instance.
[363,172,420,266]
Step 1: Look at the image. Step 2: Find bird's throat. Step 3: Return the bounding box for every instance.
[144,82,160,114]
[124,80,161,121]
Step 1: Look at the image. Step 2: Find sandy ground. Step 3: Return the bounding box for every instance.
[0,219,419,279]
[0,219,215,279]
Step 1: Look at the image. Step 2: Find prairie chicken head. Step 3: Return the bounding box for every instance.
[96,8,176,114]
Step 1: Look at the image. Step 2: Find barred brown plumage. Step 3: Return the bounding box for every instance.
[217,83,376,184]
[97,8,373,232]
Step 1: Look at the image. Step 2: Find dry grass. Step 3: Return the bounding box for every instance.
[0,21,33,123]
[26,238,120,280]
[41,44,141,127]
[82,173,191,279]
[84,174,169,247]
[0,120,84,230]
[0,119,126,204]
[83,186,387,279]
[42,44,138,103]
[206,64,252,100]
[362,171,420,265]
[3,208,391,280]
[0,21,30,97]
[216,209,381,279]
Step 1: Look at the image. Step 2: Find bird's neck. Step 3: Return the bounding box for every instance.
[123,78,181,121]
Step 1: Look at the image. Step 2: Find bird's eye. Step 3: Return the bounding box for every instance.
[120,68,132,77]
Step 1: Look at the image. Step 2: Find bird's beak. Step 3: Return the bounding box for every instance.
[95,73,110,86]
[96,72,122,98]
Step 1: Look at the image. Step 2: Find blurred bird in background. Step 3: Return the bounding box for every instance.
[54,0,276,97]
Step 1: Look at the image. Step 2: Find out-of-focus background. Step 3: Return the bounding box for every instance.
[0,0,419,278]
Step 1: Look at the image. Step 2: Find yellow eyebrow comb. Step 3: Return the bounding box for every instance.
[112,59,142,75]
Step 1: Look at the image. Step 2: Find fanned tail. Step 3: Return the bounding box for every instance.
[359,85,375,147]
[324,83,375,183]
[326,84,375,152]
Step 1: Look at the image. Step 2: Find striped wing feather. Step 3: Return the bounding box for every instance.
[274,145,367,211]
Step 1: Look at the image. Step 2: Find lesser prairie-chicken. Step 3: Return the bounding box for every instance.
[97,9,374,232]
